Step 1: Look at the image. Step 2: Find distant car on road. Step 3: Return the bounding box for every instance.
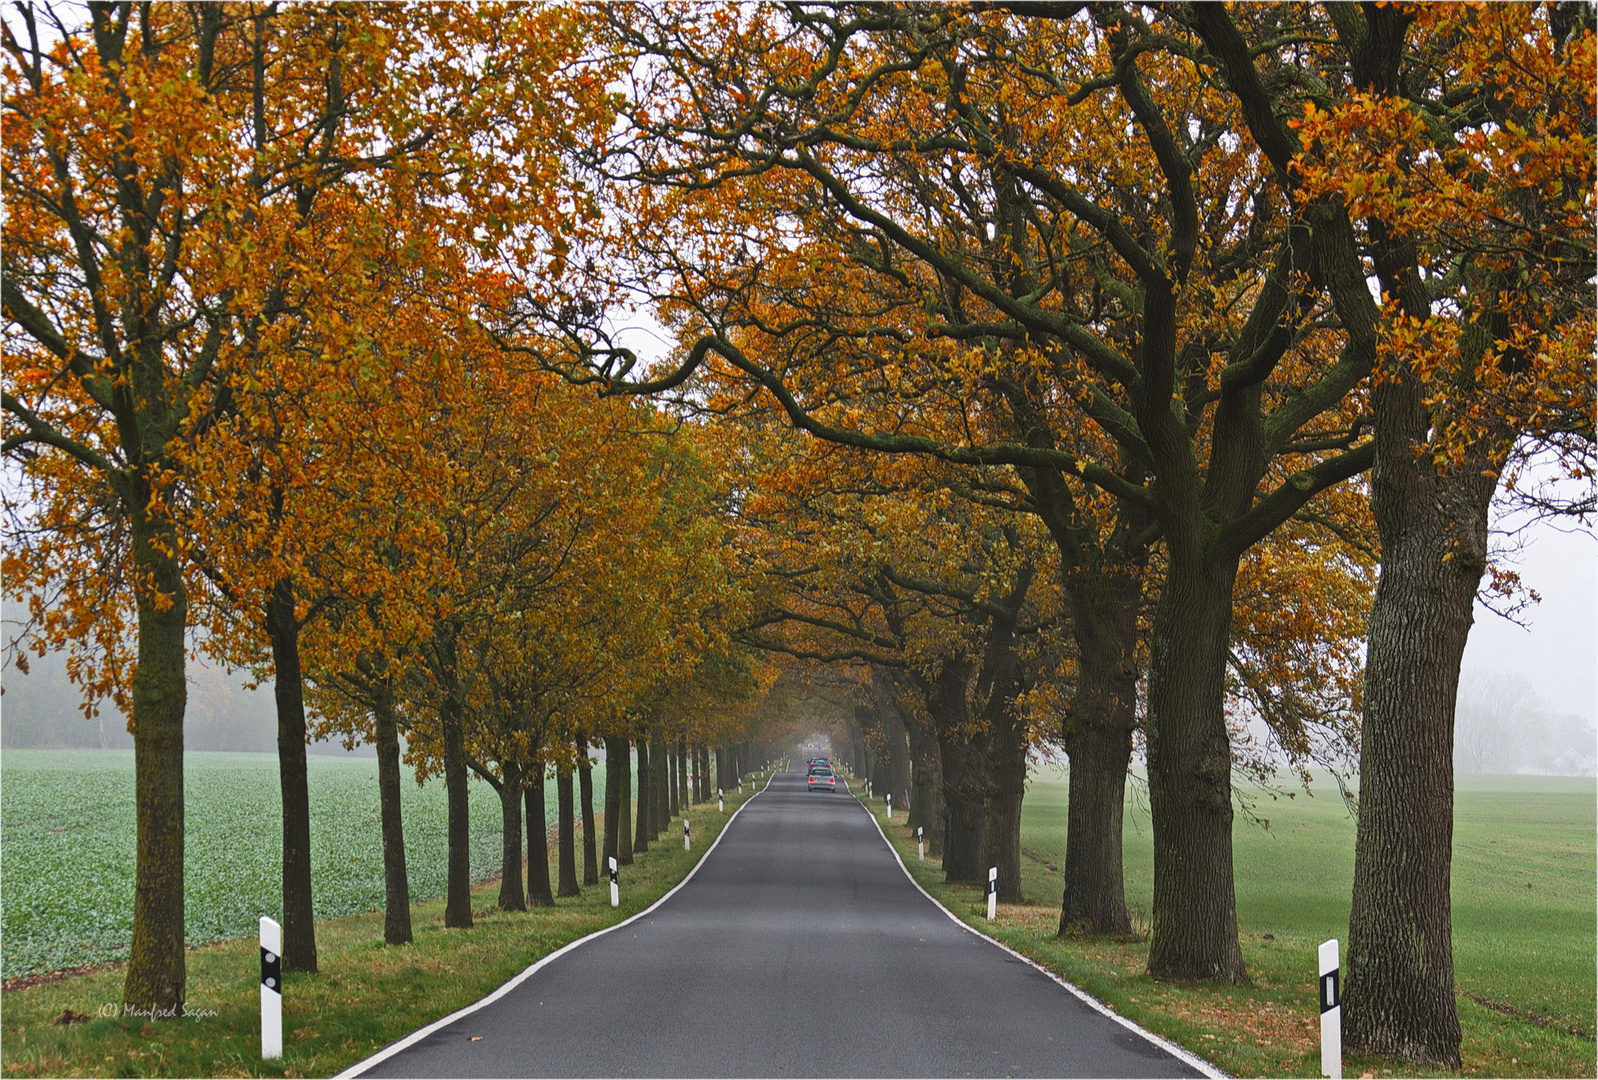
[807,767,837,793]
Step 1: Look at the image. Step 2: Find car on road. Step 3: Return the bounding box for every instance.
[807,767,837,793]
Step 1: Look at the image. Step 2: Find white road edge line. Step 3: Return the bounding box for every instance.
[334,769,780,1079]
[853,789,1230,1080]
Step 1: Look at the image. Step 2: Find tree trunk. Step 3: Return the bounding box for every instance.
[653,731,669,837]
[716,742,728,791]
[557,762,580,898]
[1144,549,1247,983]
[373,683,412,945]
[698,744,711,801]
[121,504,188,1013]
[578,739,599,886]
[1057,562,1141,936]
[983,682,1028,903]
[667,740,679,818]
[1345,376,1493,1067]
[617,738,634,865]
[981,570,1033,903]
[437,626,472,929]
[265,580,317,973]
[898,698,944,855]
[679,735,690,809]
[526,768,554,907]
[603,736,622,866]
[496,763,526,912]
[634,736,651,854]
[928,658,988,882]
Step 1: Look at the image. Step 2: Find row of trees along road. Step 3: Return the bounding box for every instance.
[2,2,784,1015]
[3,4,1591,1072]
[512,3,1592,1069]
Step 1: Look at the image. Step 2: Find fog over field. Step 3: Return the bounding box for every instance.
[3,513,1593,773]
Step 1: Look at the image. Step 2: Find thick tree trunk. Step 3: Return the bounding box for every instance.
[497,763,526,911]
[265,581,317,973]
[122,507,188,1013]
[634,737,651,854]
[1145,551,1247,983]
[526,769,554,907]
[603,736,622,866]
[938,730,989,881]
[698,744,711,801]
[981,571,1033,903]
[983,687,1027,903]
[373,684,412,945]
[1345,378,1493,1068]
[617,738,634,865]
[902,708,944,855]
[578,741,599,886]
[679,736,690,809]
[928,658,988,883]
[1057,564,1141,937]
[557,763,579,898]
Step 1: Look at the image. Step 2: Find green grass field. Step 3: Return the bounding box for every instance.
[0,774,762,1079]
[0,750,614,981]
[867,767,1596,1078]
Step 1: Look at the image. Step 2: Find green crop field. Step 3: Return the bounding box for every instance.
[1011,766,1597,1073]
[0,749,613,981]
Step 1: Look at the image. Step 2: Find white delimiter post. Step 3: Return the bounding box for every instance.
[718,788,724,812]
[986,867,998,921]
[917,827,924,861]
[260,916,282,1059]
[1320,938,1342,1079]
[885,792,892,820]
[608,856,620,907]
[683,818,691,851]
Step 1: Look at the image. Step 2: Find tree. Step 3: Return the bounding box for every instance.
[3,0,615,1006]
[1197,1,1593,1062]
[528,6,1387,982]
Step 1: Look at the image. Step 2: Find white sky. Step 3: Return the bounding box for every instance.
[1463,514,1597,723]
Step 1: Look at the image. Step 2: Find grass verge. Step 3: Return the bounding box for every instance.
[0,775,767,1079]
[855,778,1596,1080]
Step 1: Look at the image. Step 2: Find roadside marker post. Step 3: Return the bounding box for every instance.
[1320,939,1342,1079]
[684,818,691,851]
[608,856,619,908]
[917,827,924,861]
[260,916,282,1060]
[885,792,892,820]
[718,788,724,812]
[986,867,998,920]
[866,779,872,798]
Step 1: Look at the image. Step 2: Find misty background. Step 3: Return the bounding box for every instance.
[3,502,1593,774]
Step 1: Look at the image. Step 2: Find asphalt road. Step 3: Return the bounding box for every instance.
[349,766,1210,1078]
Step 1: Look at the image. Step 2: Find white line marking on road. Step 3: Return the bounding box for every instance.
[335,771,779,1079]
[853,793,1230,1080]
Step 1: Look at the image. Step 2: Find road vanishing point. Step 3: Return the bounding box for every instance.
[344,766,1214,1079]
